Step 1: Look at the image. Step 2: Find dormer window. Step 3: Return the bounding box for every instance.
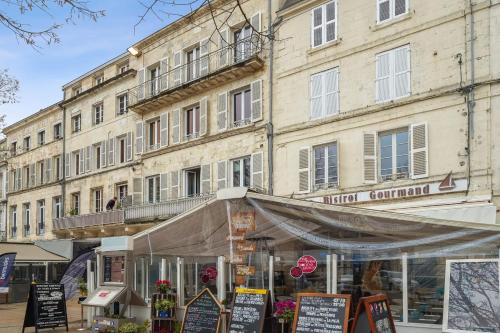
[118,61,129,74]
[95,74,104,86]
[72,86,82,97]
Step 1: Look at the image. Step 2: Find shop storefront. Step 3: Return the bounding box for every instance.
[127,189,500,333]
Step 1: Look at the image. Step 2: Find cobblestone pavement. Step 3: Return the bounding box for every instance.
[0,298,89,333]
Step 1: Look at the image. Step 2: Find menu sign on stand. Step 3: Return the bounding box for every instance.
[228,288,271,333]
[292,293,351,333]
[180,288,222,333]
[22,284,68,333]
[351,295,396,333]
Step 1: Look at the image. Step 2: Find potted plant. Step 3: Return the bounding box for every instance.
[78,277,88,296]
[155,279,171,294]
[118,320,150,333]
[154,299,175,318]
[274,300,296,333]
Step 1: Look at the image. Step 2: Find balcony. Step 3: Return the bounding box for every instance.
[128,37,264,114]
[53,210,125,231]
[124,194,214,223]
[52,194,215,234]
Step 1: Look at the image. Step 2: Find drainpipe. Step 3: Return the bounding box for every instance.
[466,0,476,194]
[267,0,274,195]
[61,104,67,217]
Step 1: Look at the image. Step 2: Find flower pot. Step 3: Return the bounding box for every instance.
[158,310,169,318]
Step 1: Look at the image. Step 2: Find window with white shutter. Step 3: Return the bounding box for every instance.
[132,177,143,205]
[137,68,145,100]
[379,128,409,181]
[377,0,409,24]
[85,146,91,172]
[310,68,339,119]
[251,80,262,122]
[160,57,168,91]
[200,38,210,76]
[173,51,182,86]
[160,173,169,202]
[251,152,264,191]
[45,158,51,183]
[363,132,377,184]
[201,164,211,195]
[298,147,311,193]
[65,153,70,178]
[126,132,133,161]
[170,170,180,199]
[100,141,107,168]
[160,113,169,147]
[311,1,337,48]
[135,121,143,155]
[217,160,228,190]
[108,138,115,166]
[199,97,208,136]
[217,92,228,131]
[219,29,229,68]
[376,45,410,103]
[172,109,181,144]
[410,123,428,179]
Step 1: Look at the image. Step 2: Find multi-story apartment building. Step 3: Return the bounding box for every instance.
[273,0,500,225]
[4,104,64,242]
[20,0,271,247]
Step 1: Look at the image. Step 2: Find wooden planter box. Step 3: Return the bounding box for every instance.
[151,293,177,333]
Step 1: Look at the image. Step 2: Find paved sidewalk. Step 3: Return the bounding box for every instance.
[0,298,89,333]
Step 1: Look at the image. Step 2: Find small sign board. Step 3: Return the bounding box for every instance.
[181,288,222,333]
[228,288,272,333]
[351,294,396,333]
[22,284,69,333]
[292,293,351,333]
[443,259,500,333]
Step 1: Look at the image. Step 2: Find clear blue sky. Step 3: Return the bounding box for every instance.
[0,0,199,127]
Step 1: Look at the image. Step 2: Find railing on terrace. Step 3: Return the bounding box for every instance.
[124,194,214,222]
[128,36,264,107]
[53,209,125,231]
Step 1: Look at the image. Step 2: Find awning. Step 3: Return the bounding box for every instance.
[133,189,500,260]
[0,242,69,263]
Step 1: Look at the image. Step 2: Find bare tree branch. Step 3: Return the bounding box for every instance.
[0,69,19,104]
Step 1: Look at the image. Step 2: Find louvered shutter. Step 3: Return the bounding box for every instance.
[79,148,84,174]
[5,170,8,194]
[16,169,21,190]
[45,158,51,183]
[137,68,145,100]
[217,92,227,131]
[363,132,378,183]
[325,68,339,116]
[170,171,180,199]
[251,80,263,122]
[126,132,133,161]
[160,57,168,91]
[394,45,410,99]
[100,142,106,168]
[200,164,211,195]
[160,113,169,147]
[378,0,391,22]
[310,73,323,119]
[395,0,407,16]
[200,38,210,76]
[199,97,208,136]
[108,138,115,166]
[251,12,261,53]
[132,177,143,205]
[30,164,36,187]
[219,29,229,67]
[85,146,91,172]
[173,51,182,86]
[251,152,264,190]
[59,154,63,180]
[160,173,169,202]
[411,123,428,179]
[298,147,311,193]
[217,160,228,190]
[135,121,143,154]
[376,52,391,102]
[172,109,180,144]
[65,153,70,178]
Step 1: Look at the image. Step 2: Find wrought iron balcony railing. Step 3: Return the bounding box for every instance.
[53,210,125,231]
[128,36,264,110]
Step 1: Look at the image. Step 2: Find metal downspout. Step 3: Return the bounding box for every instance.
[267,0,274,195]
[466,0,476,194]
[61,104,67,217]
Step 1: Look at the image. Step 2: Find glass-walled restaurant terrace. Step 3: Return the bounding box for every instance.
[131,190,500,332]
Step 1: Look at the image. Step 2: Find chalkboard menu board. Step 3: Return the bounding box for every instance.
[443,259,500,333]
[181,288,222,333]
[22,284,68,333]
[351,295,395,333]
[292,293,351,333]
[228,288,271,333]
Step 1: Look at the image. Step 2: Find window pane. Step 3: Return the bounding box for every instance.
[396,131,409,175]
[395,0,407,16]
[233,160,241,187]
[379,1,390,21]
[313,8,322,27]
[234,93,242,122]
[243,157,251,187]
[326,2,335,21]
[326,22,336,42]
[327,144,337,184]
[148,179,154,203]
[244,90,251,120]
[314,28,322,47]
[380,134,393,177]
[314,147,325,185]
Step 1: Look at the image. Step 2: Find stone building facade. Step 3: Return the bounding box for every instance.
[3,0,500,251]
